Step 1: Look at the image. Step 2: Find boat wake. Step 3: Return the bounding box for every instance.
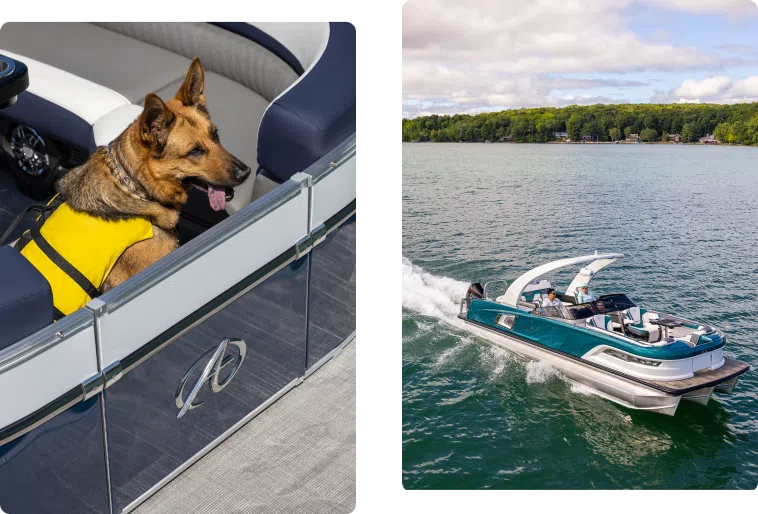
[403,258,571,386]
[525,360,561,384]
[402,257,468,326]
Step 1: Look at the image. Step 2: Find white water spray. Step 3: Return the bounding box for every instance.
[402,257,469,325]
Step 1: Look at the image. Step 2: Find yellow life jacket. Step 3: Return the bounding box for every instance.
[20,202,153,318]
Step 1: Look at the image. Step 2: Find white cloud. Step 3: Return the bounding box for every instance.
[403,0,758,116]
[402,72,637,117]
[642,0,758,19]
[403,0,725,115]
[671,76,733,99]
[664,75,758,103]
[730,76,758,97]
[403,0,713,76]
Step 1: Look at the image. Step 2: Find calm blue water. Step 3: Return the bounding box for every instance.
[402,143,758,489]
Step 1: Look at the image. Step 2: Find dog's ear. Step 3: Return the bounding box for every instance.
[176,57,205,106]
[140,94,175,154]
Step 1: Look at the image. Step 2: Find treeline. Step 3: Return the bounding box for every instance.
[402,103,758,145]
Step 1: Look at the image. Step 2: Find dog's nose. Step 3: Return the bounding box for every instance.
[234,166,252,182]
[231,158,252,182]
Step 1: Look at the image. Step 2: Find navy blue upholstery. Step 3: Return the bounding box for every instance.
[0,245,53,350]
[0,91,95,152]
[257,22,356,183]
[210,22,304,76]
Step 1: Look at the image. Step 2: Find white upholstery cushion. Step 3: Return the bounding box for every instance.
[251,22,330,71]
[0,49,129,125]
[92,104,143,146]
[591,314,611,330]
[627,306,641,324]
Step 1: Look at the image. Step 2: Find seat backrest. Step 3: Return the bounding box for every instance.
[590,314,613,331]
[95,22,301,103]
[626,306,641,324]
[224,22,330,73]
[257,22,354,183]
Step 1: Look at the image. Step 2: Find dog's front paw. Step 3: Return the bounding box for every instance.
[172,188,189,205]
[152,207,181,230]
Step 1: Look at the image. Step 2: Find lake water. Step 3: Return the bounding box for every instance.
[402,142,758,489]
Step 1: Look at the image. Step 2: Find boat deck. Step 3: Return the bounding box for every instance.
[132,340,356,514]
[645,357,750,395]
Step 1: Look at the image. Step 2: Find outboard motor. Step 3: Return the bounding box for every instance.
[465,282,485,307]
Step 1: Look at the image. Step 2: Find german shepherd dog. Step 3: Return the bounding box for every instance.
[55,58,251,291]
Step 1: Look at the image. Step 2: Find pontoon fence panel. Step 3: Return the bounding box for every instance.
[310,151,356,229]
[0,396,110,514]
[303,137,356,367]
[95,181,309,369]
[105,256,308,512]
[0,311,98,430]
[0,312,108,514]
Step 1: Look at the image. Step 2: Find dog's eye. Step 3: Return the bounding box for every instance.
[211,126,220,143]
[185,145,206,158]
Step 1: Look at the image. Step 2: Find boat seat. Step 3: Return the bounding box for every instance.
[589,314,613,331]
[0,22,354,217]
[623,309,663,342]
[0,23,194,105]
[626,323,663,343]
[92,22,314,213]
[0,246,53,350]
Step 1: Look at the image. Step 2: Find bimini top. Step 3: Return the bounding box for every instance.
[499,252,624,307]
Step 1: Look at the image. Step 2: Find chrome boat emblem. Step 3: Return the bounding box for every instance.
[174,338,246,418]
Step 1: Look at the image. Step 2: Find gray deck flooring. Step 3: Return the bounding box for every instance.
[132,341,356,514]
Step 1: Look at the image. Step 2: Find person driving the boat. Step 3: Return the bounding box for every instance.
[576,281,597,303]
[542,288,561,307]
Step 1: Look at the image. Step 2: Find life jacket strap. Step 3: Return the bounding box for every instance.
[0,204,56,246]
[30,224,102,300]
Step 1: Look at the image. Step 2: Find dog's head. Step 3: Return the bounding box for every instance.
[137,58,251,211]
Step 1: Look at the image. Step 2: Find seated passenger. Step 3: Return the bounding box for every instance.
[542,288,561,307]
[576,282,597,303]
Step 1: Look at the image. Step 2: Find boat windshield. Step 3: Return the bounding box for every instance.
[538,305,570,319]
[562,294,636,320]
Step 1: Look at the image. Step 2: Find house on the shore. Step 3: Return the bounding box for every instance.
[499,135,514,142]
[626,133,639,141]
[553,131,568,139]
[668,133,681,143]
[581,134,593,142]
[699,133,719,144]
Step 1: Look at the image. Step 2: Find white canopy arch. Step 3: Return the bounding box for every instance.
[499,252,624,307]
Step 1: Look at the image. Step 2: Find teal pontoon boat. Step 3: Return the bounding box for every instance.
[459,253,750,416]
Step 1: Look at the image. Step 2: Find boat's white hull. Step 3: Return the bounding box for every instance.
[462,319,683,415]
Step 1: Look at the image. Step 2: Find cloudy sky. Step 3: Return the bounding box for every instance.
[403,0,758,117]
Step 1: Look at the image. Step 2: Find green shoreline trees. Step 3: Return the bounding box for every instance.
[402,103,758,145]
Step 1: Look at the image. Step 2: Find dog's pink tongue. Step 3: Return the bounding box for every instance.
[208,186,226,211]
